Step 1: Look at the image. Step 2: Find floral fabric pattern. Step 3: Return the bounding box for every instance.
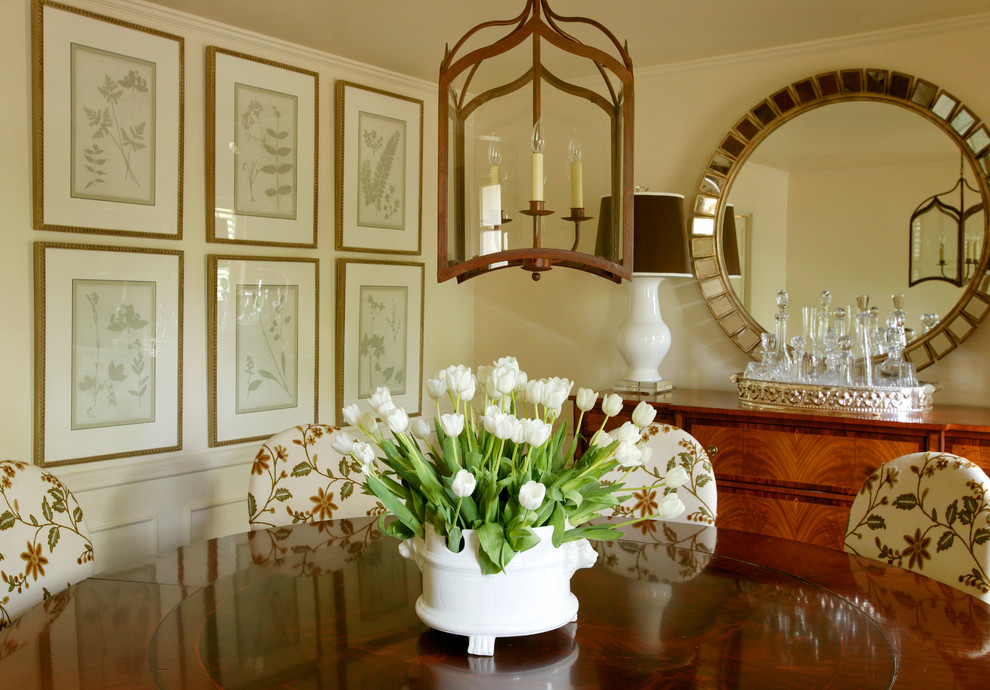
[0,460,94,630]
[248,424,385,530]
[248,519,382,576]
[845,451,990,603]
[598,522,717,584]
[608,423,717,525]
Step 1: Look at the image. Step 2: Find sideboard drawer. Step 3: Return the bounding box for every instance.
[689,423,923,496]
[715,491,850,550]
[572,390,990,550]
[944,434,990,470]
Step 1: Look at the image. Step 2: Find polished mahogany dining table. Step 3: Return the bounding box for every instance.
[1,516,988,688]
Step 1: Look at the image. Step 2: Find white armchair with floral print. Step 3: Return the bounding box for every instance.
[0,460,94,630]
[607,423,717,525]
[845,451,990,603]
[248,424,385,530]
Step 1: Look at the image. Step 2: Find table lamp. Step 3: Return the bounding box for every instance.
[615,192,691,393]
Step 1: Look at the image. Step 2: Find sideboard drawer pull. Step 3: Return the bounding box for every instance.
[706,446,719,457]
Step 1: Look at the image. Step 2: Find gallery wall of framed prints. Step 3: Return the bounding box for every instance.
[29,0,430,466]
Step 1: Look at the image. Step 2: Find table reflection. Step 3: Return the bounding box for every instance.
[146,520,895,689]
[5,518,986,687]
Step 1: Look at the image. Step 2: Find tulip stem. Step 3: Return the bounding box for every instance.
[613,514,665,528]
[563,409,586,463]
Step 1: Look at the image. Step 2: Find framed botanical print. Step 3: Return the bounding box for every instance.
[336,259,424,423]
[209,255,319,446]
[34,243,183,466]
[207,47,318,247]
[335,81,423,254]
[32,0,184,238]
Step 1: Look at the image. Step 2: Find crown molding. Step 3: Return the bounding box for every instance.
[56,444,251,493]
[75,0,436,92]
[637,11,990,78]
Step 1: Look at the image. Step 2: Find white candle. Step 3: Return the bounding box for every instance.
[568,131,583,208]
[530,119,545,202]
[532,153,543,201]
[488,135,501,186]
[569,161,582,207]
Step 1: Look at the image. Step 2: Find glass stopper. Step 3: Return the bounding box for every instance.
[776,289,789,311]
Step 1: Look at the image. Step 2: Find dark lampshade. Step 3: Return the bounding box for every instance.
[594,192,690,274]
[631,193,691,276]
[722,204,742,278]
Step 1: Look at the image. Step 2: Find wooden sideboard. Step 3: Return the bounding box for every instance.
[576,389,990,550]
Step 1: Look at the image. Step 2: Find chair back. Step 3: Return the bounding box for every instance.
[845,451,990,603]
[0,460,94,630]
[248,424,383,530]
[607,423,717,525]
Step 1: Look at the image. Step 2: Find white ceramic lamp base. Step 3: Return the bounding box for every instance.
[616,275,672,384]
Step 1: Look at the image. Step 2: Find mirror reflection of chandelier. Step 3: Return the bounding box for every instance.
[909,154,985,287]
[437,0,634,283]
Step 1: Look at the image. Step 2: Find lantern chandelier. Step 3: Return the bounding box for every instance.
[437,0,635,282]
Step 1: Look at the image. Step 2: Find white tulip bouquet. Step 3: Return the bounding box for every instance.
[333,356,686,574]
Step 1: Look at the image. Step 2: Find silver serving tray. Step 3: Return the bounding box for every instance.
[730,373,939,415]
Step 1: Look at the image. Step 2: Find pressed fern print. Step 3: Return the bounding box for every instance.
[71,44,155,205]
[357,111,405,230]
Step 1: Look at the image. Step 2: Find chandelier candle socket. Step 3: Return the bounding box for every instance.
[339,357,686,654]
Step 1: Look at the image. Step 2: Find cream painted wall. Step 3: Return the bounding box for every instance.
[7,1,990,575]
[474,15,990,404]
[726,162,789,326]
[783,160,968,333]
[1,0,474,572]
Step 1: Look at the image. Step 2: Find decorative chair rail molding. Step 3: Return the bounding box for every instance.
[55,445,252,494]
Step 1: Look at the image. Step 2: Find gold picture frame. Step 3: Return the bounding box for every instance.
[206,47,319,247]
[208,255,319,446]
[335,258,424,423]
[34,242,183,466]
[335,81,423,254]
[32,0,184,238]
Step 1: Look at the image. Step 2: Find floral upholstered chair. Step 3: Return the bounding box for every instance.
[0,460,94,630]
[607,423,717,526]
[248,424,385,530]
[844,451,990,603]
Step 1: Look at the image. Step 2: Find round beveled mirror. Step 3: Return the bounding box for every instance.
[690,68,990,370]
